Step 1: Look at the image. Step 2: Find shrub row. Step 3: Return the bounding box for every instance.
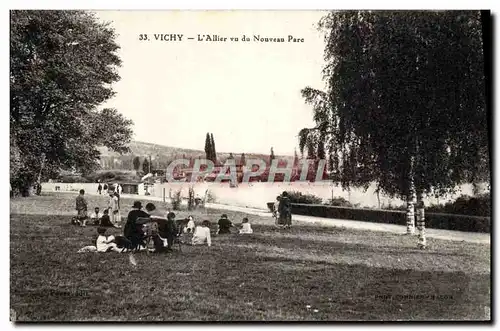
[426,193,491,217]
[290,203,490,233]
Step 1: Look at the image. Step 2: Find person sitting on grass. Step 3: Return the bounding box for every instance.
[100,209,115,227]
[239,217,253,234]
[89,207,103,225]
[186,215,196,233]
[217,214,234,234]
[77,227,123,253]
[191,220,212,247]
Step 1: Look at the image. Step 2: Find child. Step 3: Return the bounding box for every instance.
[96,227,123,252]
[239,217,253,234]
[77,227,123,253]
[192,220,212,247]
[89,207,103,225]
[185,215,195,233]
[217,214,233,234]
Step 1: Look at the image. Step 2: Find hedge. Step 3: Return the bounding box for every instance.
[289,203,490,233]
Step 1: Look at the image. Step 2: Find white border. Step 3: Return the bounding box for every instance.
[2,1,497,331]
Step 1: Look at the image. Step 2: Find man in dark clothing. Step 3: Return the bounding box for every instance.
[124,201,149,248]
[279,191,292,229]
[75,189,88,226]
[217,214,233,234]
[97,183,102,195]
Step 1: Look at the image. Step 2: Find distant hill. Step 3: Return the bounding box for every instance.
[97,141,293,170]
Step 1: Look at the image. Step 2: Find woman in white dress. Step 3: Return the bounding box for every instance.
[108,192,121,228]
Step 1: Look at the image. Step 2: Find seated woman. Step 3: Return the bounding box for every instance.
[191,220,212,247]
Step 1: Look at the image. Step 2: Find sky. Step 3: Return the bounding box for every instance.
[95,10,328,155]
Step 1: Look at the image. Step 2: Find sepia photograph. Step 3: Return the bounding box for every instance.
[9,8,491,322]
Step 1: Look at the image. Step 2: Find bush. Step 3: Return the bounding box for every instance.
[325,197,352,207]
[290,203,490,233]
[84,170,140,183]
[426,193,491,217]
[172,190,182,211]
[206,190,217,203]
[285,191,323,204]
[57,175,90,183]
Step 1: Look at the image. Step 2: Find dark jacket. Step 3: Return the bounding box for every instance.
[218,218,232,234]
[124,209,150,239]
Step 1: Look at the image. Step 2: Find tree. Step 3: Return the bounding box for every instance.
[210,133,217,164]
[270,147,275,162]
[142,157,150,174]
[133,156,141,172]
[10,10,133,195]
[300,11,488,248]
[204,133,212,161]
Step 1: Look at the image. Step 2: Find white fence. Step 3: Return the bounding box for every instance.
[42,181,489,210]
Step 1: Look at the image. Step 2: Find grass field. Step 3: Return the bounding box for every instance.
[10,193,491,321]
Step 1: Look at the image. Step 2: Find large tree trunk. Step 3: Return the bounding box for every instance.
[416,191,427,249]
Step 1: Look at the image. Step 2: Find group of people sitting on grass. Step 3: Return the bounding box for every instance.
[72,189,121,228]
[77,200,253,254]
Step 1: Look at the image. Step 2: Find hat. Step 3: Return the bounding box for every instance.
[221,214,228,219]
[132,201,143,209]
[167,212,176,219]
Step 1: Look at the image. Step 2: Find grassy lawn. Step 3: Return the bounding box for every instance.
[10,193,490,321]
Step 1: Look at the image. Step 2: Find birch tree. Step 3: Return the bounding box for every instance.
[299,11,488,248]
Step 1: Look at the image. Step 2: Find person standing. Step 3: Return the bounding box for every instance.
[124,201,150,249]
[164,212,178,251]
[103,183,108,193]
[75,189,88,227]
[117,184,123,195]
[108,192,121,228]
[279,191,292,229]
[97,182,102,195]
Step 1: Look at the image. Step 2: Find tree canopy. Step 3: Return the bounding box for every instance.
[10,10,133,194]
[300,10,489,199]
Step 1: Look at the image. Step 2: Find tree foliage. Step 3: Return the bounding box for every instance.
[133,156,141,171]
[270,147,275,161]
[142,157,150,174]
[10,10,133,194]
[204,133,212,161]
[300,11,488,199]
[210,133,217,164]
